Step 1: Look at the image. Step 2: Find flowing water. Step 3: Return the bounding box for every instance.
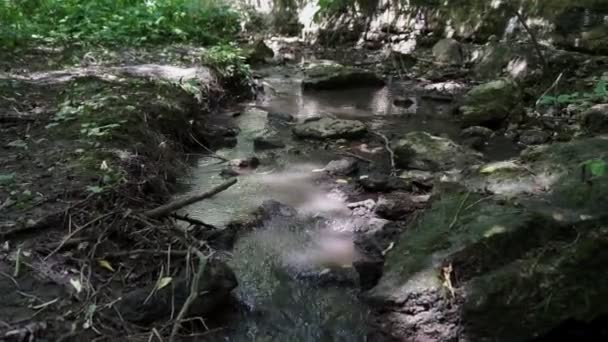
[180,66,520,340]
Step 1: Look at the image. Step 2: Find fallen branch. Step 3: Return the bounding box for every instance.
[372,132,396,175]
[171,213,217,230]
[102,249,189,259]
[535,72,563,107]
[143,178,237,219]
[188,132,229,162]
[169,248,209,342]
[512,9,547,71]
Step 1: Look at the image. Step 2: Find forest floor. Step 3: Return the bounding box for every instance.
[0,44,247,341]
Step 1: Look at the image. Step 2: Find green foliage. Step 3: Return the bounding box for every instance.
[539,80,608,108]
[202,44,252,90]
[0,0,240,47]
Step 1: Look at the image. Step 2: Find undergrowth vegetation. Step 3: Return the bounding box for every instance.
[0,0,241,47]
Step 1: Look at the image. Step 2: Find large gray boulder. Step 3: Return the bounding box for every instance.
[394,131,482,171]
[459,79,522,128]
[292,118,367,140]
[432,38,464,65]
[301,63,385,90]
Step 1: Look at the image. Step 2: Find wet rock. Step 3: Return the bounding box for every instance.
[398,170,434,187]
[459,79,522,128]
[375,192,419,220]
[258,200,297,222]
[267,111,294,124]
[347,199,376,217]
[323,158,358,176]
[460,126,494,149]
[393,131,483,171]
[301,63,385,90]
[292,118,367,140]
[432,38,464,65]
[253,129,285,150]
[581,103,608,134]
[393,96,414,108]
[460,126,494,140]
[245,39,274,64]
[220,157,261,177]
[519,129,551,145]
[358,172,412,192]
[117,258,237,324]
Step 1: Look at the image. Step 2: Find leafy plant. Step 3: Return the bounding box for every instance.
[202,44,252,91]
[539,80,608,108]
[0,0,241,47]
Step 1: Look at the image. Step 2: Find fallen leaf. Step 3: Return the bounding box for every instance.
[97,259,115,272]
[155,277,172,290]
[70,278,83,293]
[336,179,348,184]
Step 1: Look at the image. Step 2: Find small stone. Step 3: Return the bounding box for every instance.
[519,129,551,145]
[253,129,285,150]
[375,192,417,220]
[323,158,358,176]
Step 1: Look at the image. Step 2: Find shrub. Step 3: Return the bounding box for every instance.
[0,0,241,47]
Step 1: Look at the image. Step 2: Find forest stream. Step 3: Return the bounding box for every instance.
[179,65,522,341]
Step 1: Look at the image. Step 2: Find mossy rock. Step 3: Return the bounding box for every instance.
[292,118,367,140]
[301,63,385,91]
[459,79,522,128]
[463,227,608,342]
[393,131,483,171]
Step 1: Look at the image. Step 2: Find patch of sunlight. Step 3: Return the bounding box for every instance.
[507,57,528,79]
[479,160,521,174]
[483,225,507,238]
[552,212,565,221]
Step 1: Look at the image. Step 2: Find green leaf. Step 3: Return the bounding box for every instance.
[585,159,607,178]
[86,185,104,194]
[0,173,16,185]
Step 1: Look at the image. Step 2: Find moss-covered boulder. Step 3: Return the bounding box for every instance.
[301,63,385,90]
[432,38,464,65]
[459,79,522,128]
[393,131,483,171]
[292,118,367,140]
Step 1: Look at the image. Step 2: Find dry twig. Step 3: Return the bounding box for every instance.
[143,178,237,219]
[372,132,396,175]
[168,248,209,342]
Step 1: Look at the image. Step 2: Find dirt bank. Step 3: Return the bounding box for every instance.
[0,47,251,341]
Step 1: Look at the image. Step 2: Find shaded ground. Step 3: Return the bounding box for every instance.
[0,46,248,340]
